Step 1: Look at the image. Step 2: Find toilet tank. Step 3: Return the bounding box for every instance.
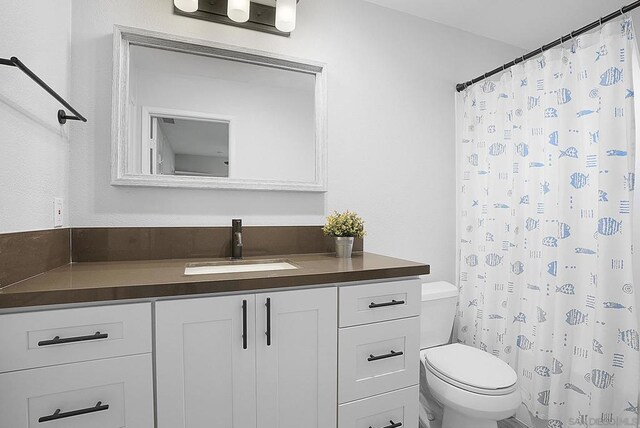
[421,281,459,349]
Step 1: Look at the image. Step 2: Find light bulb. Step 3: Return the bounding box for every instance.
[174,0,198,13]
[228,0,250,23]
[275,0,296,32]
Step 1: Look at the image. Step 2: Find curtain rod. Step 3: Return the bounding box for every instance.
[456,0,640,92]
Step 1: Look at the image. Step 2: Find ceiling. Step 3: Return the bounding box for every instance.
[363,0,630,50]
[158,118,229,158]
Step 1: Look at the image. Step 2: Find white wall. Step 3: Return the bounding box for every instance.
[69,0,523,282]
[0,0,71,233]
[157,123,175,175]
[174,154,228,177]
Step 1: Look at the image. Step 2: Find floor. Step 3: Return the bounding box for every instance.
[424,415,529,428]
[498,418,529,428]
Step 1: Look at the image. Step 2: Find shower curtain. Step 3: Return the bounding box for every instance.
[457,18,640,426]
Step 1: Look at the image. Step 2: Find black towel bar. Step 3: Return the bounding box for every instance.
[0,56,87,125]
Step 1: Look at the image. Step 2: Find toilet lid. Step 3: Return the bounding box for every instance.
[423,343,517,395]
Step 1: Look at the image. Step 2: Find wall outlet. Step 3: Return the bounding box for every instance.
[54,198,63,228]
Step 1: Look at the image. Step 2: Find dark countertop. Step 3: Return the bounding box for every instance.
[0,252,430,309]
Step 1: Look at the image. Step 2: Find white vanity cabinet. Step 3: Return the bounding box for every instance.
[0,303,154,428]
[337,279,422,428]
[0,276,422,428]
[155,287,337,428]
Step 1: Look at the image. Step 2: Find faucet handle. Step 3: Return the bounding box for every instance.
[235,232,243,247]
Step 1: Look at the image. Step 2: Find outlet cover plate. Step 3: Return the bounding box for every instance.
[54,198,63,228]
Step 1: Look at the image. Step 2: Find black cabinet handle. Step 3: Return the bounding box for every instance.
[38,331,108,347]
[368,350,404,362]
[369,421,402,428]
[39,401,109,423]
[242,300,248,350]
[369,299,405,309]
[265,297,271,346]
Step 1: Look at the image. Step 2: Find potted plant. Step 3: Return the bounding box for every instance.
[322,210,366,258]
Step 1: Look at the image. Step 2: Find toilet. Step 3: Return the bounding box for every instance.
[420,281,520,428]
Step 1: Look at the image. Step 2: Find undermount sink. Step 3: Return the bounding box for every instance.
[184,259,298,276]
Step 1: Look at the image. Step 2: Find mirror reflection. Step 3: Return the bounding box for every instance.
[147,114,230,177]
[128,44,317,183]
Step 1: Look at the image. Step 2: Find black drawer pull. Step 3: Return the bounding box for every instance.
[38,331,108,347]
[370,420,402,428]
[39,401,109,423]
[369,299,405,309]
[368,350,404,362]
[242,300,248,350]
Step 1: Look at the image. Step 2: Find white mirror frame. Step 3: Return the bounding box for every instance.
[112,25,328,192]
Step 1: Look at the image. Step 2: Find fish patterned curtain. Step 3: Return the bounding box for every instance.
[457,18,640,426]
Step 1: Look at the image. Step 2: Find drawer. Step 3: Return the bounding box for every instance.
[339,279,421,327]
[339,317,420,403]
[0,303,151,373]
[0,354,154,428]
[338,385,419,428]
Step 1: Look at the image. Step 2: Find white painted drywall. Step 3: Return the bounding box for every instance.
[0,0,72,233]
[68,0,523,282]
[157,123,175,175]
[174,154,229,177]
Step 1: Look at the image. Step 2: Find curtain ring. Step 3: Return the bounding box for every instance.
[569,30,577,51]
[621,7,627,18]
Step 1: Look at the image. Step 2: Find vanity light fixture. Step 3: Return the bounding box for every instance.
[275,0,296,32]
[173,0,300,37]
[228,0,250,22]
[174,0,198,13]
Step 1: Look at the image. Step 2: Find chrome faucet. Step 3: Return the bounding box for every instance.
[232,219,243,259]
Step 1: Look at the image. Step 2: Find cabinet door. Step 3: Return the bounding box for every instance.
[0,354,153,428]
[0,303,151,373]
[339,279,421,327]
[256,287,337,428]
[156,295,257,428]
[339,317,420,403]
[338,385,419,428]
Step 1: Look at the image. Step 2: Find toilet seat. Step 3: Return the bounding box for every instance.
[422,343,517,396]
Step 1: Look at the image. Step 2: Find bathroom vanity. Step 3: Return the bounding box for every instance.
[0,253,428,428]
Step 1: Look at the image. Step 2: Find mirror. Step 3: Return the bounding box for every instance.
[112,26,327,191]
